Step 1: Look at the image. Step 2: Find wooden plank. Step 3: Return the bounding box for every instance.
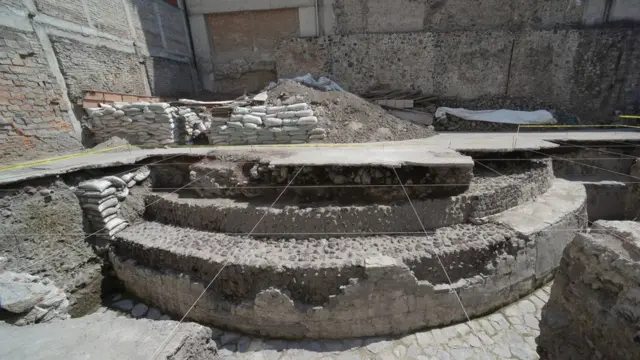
[84,91,104,101]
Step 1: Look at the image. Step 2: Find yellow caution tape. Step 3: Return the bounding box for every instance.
[0,145,128,172]
[3,122,640,172]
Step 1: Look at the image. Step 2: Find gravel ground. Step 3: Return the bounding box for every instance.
[266,80,437,143]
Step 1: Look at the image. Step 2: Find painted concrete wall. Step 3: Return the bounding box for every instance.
[0,0,198,164]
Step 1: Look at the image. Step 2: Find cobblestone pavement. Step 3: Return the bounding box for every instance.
[212,284,551,360]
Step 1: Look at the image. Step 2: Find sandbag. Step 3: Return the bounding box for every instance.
[298,116,318,126]
[242,115,263,125]
[294,110,314,117]
[286,103,309,111]
[78,179,113,193]
[264,118,283,127]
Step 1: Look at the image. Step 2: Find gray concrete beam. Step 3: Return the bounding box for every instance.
[186,0,316,15]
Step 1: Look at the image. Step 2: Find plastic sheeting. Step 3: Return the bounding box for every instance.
[435,107,557,125]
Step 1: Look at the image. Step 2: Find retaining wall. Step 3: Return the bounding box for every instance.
[110,179,587,339]
[276,28,640,123]
[146,159,554,235]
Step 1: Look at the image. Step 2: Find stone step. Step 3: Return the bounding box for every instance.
[184,147,474,202]
[146,159,554,237]
[112,178,585,339]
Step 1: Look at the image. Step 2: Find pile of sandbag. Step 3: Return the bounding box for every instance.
[174,106,212,143]
[75,177,129,237]
[74,167,151,238]
[208,103,327,145]
[85,102,178,146]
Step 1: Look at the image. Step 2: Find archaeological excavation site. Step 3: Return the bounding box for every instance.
[2,0,640,359]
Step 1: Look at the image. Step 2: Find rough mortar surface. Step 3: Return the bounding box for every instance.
[537,221,640,360]
[110,179,586,338]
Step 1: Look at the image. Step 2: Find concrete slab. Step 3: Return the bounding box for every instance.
[2,130,640,185]
[267,147,473,167]
[0,311,214,360]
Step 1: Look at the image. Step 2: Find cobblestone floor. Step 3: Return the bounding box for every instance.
[212,284,551,360]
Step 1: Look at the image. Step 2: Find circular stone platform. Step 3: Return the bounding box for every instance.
[145,159,554,237]
[110,171,586,339]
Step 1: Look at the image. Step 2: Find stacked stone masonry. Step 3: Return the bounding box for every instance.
[107,156,587,339]
[209,103,327,145]
[147,159,553,236]
[537,220,640,360]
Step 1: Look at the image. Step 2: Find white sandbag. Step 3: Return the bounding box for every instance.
[227,121,244,129]
[309,134,326,140]
[121,173,135,183]
[82,197,119,213]
[286,103,309,111]
[251,106,266,113]
[294,110,314,117]
[266,106,286,114]
[78,179,113,193]
[127,180,136,188]
[133,166,150,182]
[108,221,129,236]
[104,217,125,231]
[297,116,318,126]
[251,112,267,118]
[214,116,232,123]
[277,112,297,119]
[233,107,251,115]
[264,118,283,127]
[309,128,326,135]
[244,123,259,130]
[242,115,262,125]
[148,102,170,111]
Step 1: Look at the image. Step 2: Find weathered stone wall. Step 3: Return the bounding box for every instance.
[145,57,195,98]
[0,0,197,164]
[331,0,585,34]
[111,179,587,339]
[276,28,640,122]
[0,26,82,164]
[537,221,640,360]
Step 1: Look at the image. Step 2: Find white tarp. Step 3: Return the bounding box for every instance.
[435,107,557,125]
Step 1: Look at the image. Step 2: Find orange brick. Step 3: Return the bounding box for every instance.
[104,93,123,102]
[82,100,101,109]
[84,91,104,101]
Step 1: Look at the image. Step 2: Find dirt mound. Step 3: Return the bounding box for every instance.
[265,80,436,143]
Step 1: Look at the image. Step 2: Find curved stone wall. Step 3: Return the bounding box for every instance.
[145,159,553,236]
[110,179,585,339]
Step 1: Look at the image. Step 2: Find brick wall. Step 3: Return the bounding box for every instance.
[50,37,148,104]
[0,26,81,165]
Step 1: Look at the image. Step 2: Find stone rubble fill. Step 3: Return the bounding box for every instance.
[208,103,328,145]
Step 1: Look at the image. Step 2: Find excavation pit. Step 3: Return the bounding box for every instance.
[106,151,587,339]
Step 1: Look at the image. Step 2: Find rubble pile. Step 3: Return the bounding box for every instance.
[0,271,70,326]
[265,80,437,143]
[208,103,327,145]
[85,102,178,146]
